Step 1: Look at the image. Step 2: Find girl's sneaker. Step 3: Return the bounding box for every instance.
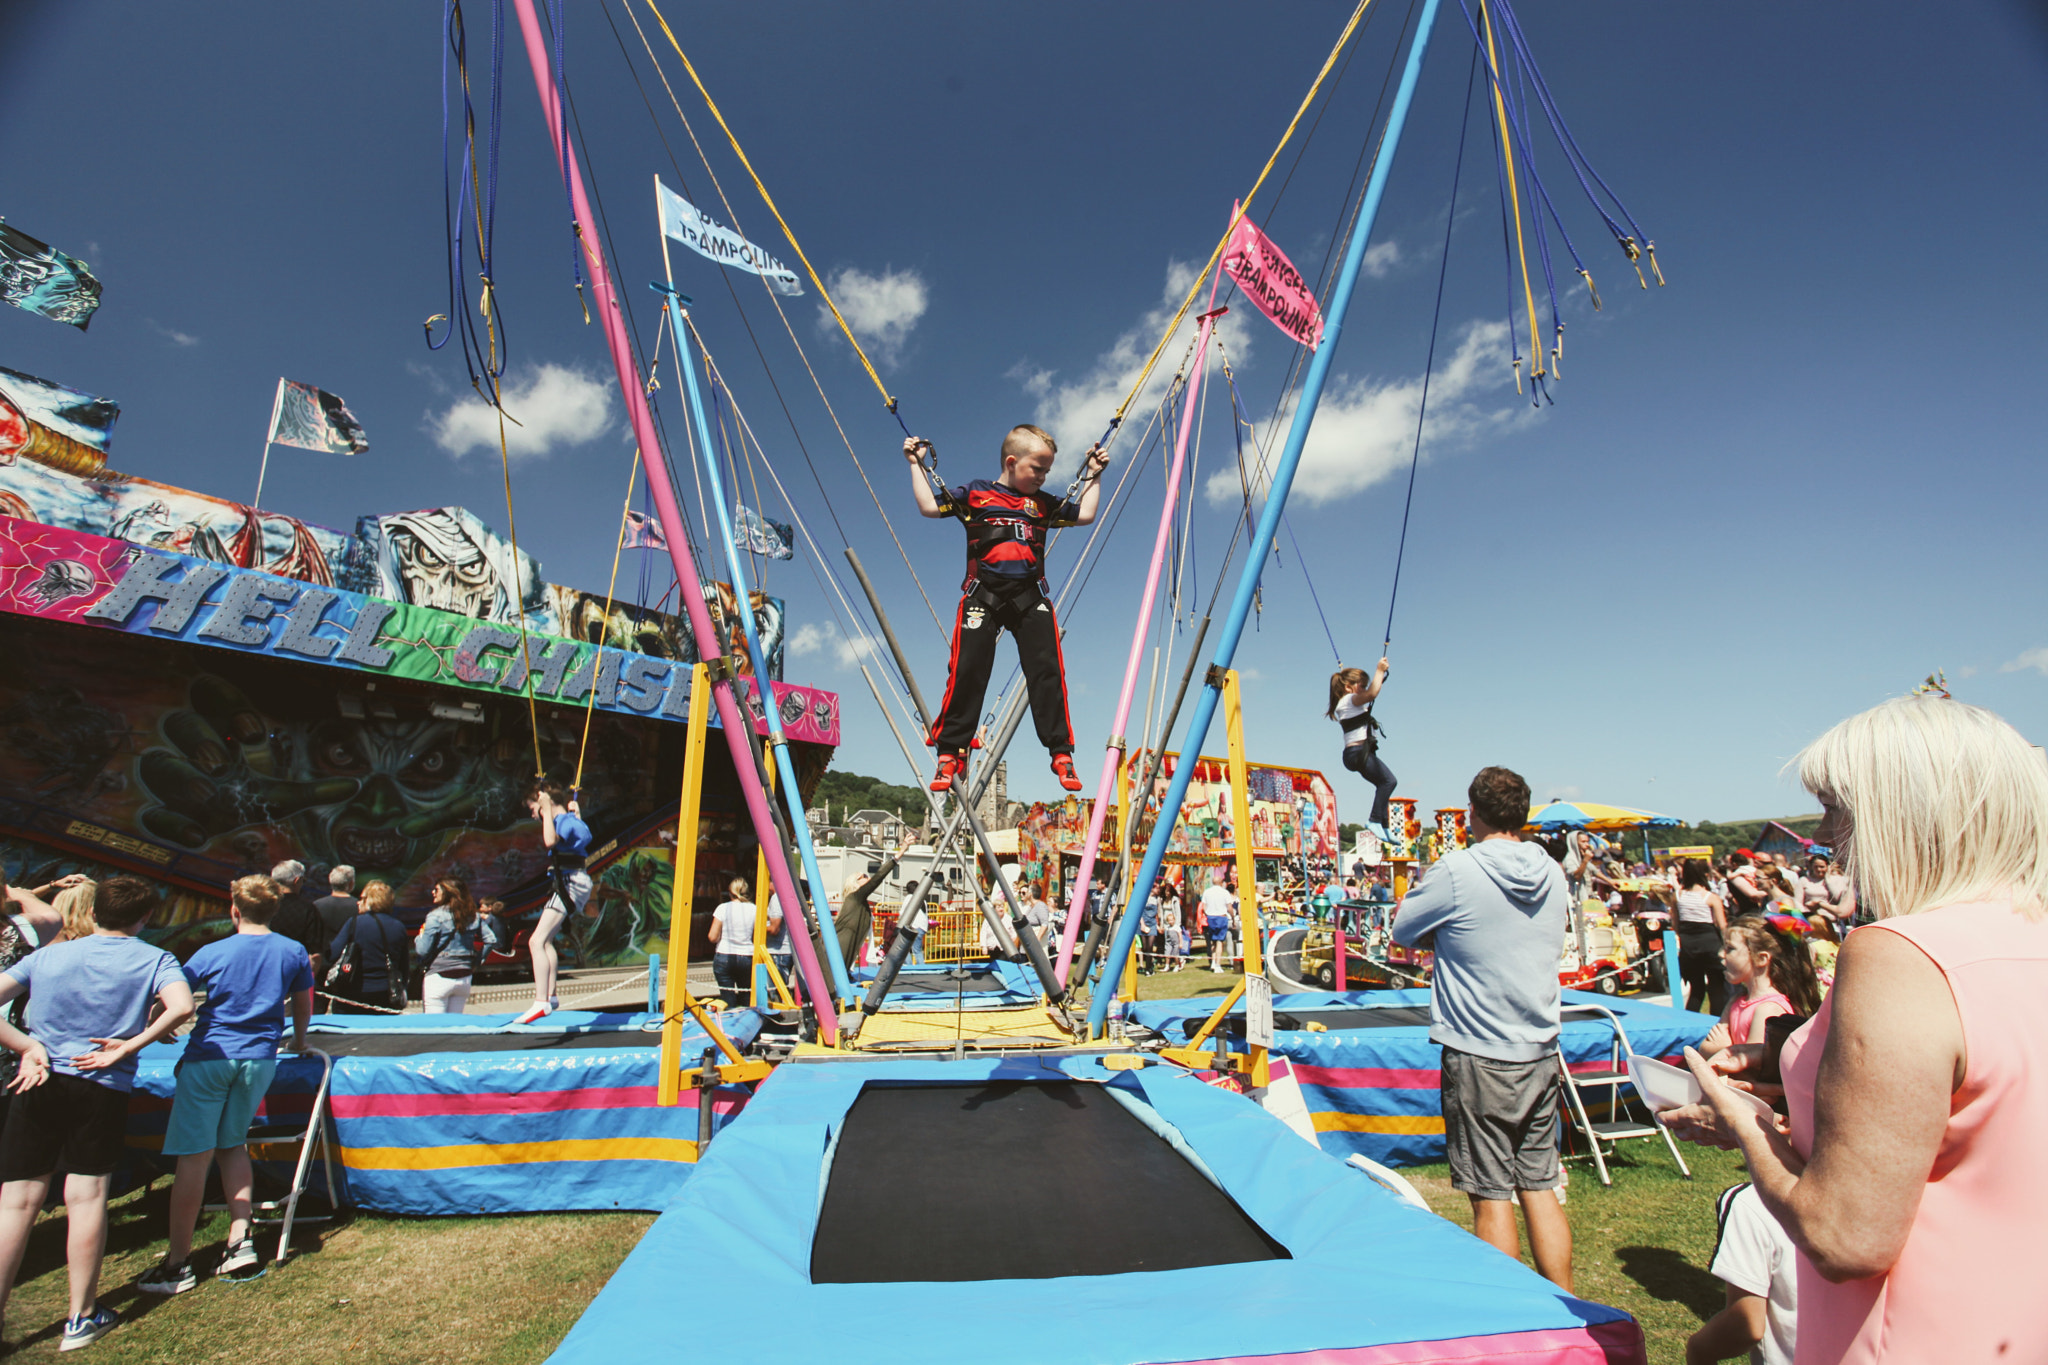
[138,1256,198,1295]
[60,1305,119,1351]
[219,1236,259,1275]
[512,1001,554,1026]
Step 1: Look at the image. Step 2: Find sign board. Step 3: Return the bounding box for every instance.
[1245,972,1274,1050]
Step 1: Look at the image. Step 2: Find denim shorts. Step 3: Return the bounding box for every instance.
[163,1058,279,1157]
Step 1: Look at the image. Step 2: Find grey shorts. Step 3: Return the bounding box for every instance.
[1440,1046,1562,1201]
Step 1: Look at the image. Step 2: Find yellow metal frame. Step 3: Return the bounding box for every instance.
[658,664,772,1106]
[1158,670,1269,1086]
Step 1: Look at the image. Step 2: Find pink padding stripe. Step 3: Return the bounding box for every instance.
[1170,1318,1645,1364]
[1292,1065,1440,1089]
[327,1085,744,1119]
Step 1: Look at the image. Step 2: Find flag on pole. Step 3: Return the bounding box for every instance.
[0,220,103,330]
[622,510,668,551]
[657,181,803,296]
[269,379,369,455]
[1220,201,1324,351]
[734,504,794,560]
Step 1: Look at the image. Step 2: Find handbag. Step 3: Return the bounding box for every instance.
[324,921,359,991]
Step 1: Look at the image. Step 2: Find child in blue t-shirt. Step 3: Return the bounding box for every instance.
[139,874,312,1296]
[0,875,193,1352]
[514,778,595,1025]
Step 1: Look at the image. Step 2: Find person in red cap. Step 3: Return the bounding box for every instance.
[907,425,1107,793]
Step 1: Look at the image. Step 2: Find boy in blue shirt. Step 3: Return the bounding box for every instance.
[514,778,594,1025]
[0,875,194,1352]
[140,874,311,1295]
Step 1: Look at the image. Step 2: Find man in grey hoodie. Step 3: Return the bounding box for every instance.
[1392,765,1573,1290]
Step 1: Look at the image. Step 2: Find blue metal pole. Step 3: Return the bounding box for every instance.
[658,287,857,1004]
[1091,0,1446,1036]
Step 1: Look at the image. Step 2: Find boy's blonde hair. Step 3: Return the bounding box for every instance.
[1000,424,1057,466]
[1796,696,2048,921]
[231,874,283,925]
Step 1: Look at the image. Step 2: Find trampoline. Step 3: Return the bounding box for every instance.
[127,1010,765,1215]
[1130,988,1717,1166]
[854,958,1044,1012]
[550,1054,1644,1365]
[812,1080,1286,1283]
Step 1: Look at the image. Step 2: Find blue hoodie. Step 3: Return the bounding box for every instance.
[1391,838,1569,1061]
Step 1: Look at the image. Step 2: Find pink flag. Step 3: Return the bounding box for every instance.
[1221,202,1324,351]
[622,510,668,550]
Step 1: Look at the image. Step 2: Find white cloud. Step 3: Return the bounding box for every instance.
[1015,260,1263,480]
[820,266,927,367]
[148,320,199,348]
[1203,319,1521,507]
[428,362,613,461]
[2000,647,2048,677]
[1363,240,1402,278]
[788,621,878,670]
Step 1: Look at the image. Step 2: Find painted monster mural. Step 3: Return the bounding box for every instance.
[0,615,672,914]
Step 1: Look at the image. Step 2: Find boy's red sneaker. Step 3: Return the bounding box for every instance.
[1051,755,1083,792]
[930,754,964,792]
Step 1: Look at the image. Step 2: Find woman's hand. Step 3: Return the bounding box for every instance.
[9,1044,49,1093]
[72,1038,133,1072]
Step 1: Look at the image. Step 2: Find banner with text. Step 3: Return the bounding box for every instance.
[0,515,839,746]
[1220,202,1324,351]
[657,181,803,296]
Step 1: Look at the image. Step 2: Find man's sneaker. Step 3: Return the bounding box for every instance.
[929,754,964,793]
[138,1256,197,1295]
[1051,755,1083,792]
[512,1001,554,1026]
[59,1306,118,1351]
[219,1235,259,1275]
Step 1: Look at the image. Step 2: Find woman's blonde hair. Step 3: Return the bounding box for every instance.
[1796,696,2048,920]
[359,881,394,914]
[53,881,98,941]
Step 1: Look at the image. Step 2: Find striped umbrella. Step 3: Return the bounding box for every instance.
[1524,800,1681,833]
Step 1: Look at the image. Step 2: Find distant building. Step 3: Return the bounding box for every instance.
[1753,820,1819,862]
[975,760,1011,831]
[845,808,909,847]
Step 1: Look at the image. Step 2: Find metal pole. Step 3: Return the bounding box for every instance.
[507,0,836,1035]
[841,550,1067,1012]
[1091,0,1446,1036]
[252,379,284,512]
[660,286,854,1004]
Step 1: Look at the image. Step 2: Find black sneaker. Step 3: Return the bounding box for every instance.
[138,1257,197,1295]
[59,1305,118,1351]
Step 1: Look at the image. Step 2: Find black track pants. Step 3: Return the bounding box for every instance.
[930,576,1074,758]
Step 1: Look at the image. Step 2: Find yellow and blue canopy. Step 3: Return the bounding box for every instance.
[1525,800,1680,832]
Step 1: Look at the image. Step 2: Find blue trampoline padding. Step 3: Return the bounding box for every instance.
[548,1055,1639,1365]
[125,1011,760,1215]
[1128,989,1716,1166]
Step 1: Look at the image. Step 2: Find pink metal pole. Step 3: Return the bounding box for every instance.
[1055,274,1225,985]
[509,0,837,1034]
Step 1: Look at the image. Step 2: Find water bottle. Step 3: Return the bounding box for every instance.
[1107,996,1126,1037]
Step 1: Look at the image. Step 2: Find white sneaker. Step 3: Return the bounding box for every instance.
[219,1236,259,1275]
[512,1001,553,1026]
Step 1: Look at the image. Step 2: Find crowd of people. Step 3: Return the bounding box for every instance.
[1379,695,2046,1365]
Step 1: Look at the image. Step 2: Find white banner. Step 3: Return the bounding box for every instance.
[657,181,802,296]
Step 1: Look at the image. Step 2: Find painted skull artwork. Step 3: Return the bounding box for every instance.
[26,558,93,608]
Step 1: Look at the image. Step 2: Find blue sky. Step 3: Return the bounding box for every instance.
[4,1,2045,822]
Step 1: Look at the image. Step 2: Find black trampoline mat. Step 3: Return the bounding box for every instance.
[1179,1004,1432,1041]
[810,1081,1289,1284]
[303,1029,656,1057]
[883,970,1008,996]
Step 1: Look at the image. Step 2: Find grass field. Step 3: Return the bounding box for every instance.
[0,965,1738,1363]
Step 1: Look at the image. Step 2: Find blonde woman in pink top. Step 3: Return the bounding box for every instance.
[1665,696,2048,1364]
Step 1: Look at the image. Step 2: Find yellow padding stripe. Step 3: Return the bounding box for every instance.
[336,1137,700,1170]
[1311,1112,1445,1136]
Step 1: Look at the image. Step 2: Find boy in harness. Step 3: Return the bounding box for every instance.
[907,424,1108,793]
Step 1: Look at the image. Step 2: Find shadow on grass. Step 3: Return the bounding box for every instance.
[1614,1244,1723,1318]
